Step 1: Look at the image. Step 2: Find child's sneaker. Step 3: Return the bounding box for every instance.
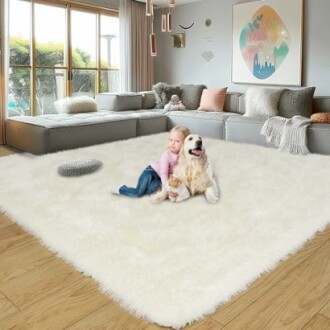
[111,186,121,195]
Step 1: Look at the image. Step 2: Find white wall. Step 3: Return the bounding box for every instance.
[154,0,330,96]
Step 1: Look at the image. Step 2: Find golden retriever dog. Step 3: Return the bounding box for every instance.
[151,134,219,203]
[173,134,219,203]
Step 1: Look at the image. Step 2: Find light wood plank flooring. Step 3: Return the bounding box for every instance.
[0,145,329,329]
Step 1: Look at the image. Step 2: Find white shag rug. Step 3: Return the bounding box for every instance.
[1,133,330,329]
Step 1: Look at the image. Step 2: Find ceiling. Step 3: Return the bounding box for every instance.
[135,0,203,7]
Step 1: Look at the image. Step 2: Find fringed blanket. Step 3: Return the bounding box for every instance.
[261,116,312,155]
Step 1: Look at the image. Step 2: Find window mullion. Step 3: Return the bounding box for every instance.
[67,4,72,96]
[31,1,36,116]
[97,13,101,94]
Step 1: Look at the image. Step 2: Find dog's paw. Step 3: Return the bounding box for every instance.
[150,190,168,203]
[205,193,219,204]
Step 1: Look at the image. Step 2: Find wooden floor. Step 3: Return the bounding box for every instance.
[0,145,329,330]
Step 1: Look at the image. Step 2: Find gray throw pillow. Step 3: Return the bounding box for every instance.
[181,84,207,110]
[58,159,103,177]
[152,82,182,109]
[278,87,316,118]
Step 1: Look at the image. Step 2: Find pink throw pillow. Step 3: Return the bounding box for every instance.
[198,87,228,112]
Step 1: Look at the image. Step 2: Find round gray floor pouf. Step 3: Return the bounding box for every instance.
[58,159,103,177]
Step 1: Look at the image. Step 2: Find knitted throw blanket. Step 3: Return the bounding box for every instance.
[261,116,312,155]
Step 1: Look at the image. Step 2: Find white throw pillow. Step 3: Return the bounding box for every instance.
[54,96,97,114]
[244,87,283,118]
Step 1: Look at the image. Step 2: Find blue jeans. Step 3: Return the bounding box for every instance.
[119,165,161,198]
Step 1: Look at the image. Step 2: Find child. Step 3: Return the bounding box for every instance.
[112,125,190,198]
[164,94,186,111]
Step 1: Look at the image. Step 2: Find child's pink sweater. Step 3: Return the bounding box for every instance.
[151,150,179,188]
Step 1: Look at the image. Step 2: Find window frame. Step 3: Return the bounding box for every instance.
[6,0,118,116]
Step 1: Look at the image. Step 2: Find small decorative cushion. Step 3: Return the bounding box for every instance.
[54,96,97,114]
[152,82,182,109]
[311,112,330,123]
[58,159,103,177]
[278,87,316,118]
[95,92,142,111]
[244,87,283,118]
[198,87,228,112]
[181,84,207,109]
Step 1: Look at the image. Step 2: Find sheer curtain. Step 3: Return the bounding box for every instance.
[119,0,154,92]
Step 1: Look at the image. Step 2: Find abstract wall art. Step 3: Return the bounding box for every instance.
[232,0,303,86]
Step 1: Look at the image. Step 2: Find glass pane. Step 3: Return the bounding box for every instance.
[8,68,31,117]
[100,15,119,70]
[36,69,66,115]
[9,0,31,66]
[100,69,120,93]
[71,11,97,68]
[35,4,66,67]
[72,70,96,97]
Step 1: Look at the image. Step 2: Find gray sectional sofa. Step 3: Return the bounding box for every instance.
[5,89,330,155]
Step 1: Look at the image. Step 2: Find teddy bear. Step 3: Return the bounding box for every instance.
[164,94,186,111]
[167,176,190,202]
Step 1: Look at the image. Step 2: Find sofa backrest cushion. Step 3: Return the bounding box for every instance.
[139,91,156,109]
[181,84,206,110]
[278,87,316,118]
[95,92,142,111]
[313,97,330,113]
[198,87,228,112]
[238,94,246,115]
[223,92,242,113]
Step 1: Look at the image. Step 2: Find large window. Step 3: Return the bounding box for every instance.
[7,0,119,117]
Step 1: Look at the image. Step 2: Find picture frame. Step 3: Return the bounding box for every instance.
[171,33,185,48]
[232,0,303,86]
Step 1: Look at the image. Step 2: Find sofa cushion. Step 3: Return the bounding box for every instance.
[198,87,228,112]
[278,87,316,118]
[152,82,182,109]
[224,92,242,114]
[54,96,97,114]
[311,112,330,123]
[244,87,283,118]
[140,91,156,109]
[181,84,206,109]
[95,92,142,111]
[238,94,246,115]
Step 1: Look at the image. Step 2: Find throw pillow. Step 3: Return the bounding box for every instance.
[58,159,103,177]
[311,112,330,123]
[181,84,207,109]
[278,87,316,118]
[152,82,182,109]
[54,96,97,114]
[198,87,228,112]
[244,87,283,118]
